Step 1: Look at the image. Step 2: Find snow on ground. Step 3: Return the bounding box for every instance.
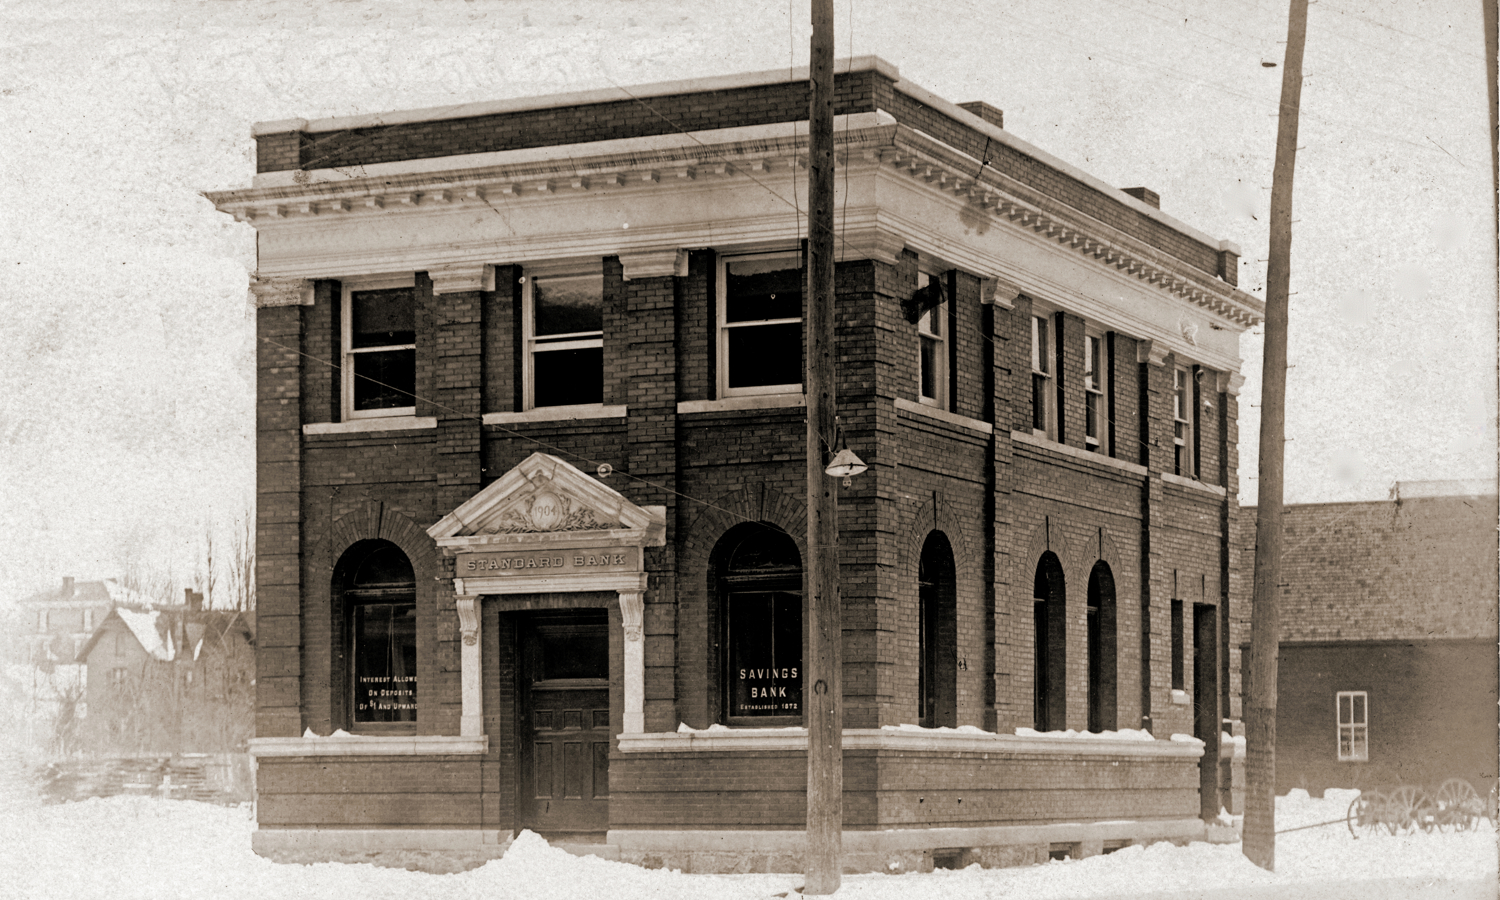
[0,772,1493,900]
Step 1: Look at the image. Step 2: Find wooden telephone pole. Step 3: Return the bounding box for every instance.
[1243,0,1309,872]
[804,0,843,892]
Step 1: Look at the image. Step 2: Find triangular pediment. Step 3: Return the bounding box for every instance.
[428,452,665,547]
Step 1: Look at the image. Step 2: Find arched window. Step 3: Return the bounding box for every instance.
[1087,561,1117,732]
[918,532,957,728]
[714,524,803,725]
[1033,552,1066,732]
[334,540,417,728]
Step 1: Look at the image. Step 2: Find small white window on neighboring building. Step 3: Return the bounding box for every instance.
[341,275,417,419]
[37,609,49,632]
[1337,690,1368,761]
[523,264,604,410]
[1084,332,1108,454]
[1031,313,1057,440]
[916,272,947,408]
[717,252,803,397]
[83,609,94,631]
[108,668,128,687]
[1173,365,1196,478]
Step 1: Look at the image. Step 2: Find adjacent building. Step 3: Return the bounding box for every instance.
[206,57,1262,873]
[16,577,145,669]
[1238,481,1498,797]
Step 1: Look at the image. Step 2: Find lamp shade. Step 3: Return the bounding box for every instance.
[824,448,868,479]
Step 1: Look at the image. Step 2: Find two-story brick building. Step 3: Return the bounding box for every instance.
[206,57,1262,873]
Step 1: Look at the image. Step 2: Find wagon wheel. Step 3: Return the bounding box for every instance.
[1432,778,1482,833]
[1388,785,1430,834]
[1347,790,1387,839]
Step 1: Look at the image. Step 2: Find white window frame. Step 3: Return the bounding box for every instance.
[1030,310,1057,441]
[1084,330,1108,454]
[521,262,605,412]
[1336,690,1368,761]
[341,274,417,421]
[717,251,803,398]
[1173,365,1196,478]
[916,271,947,408]
[83,609,93,631]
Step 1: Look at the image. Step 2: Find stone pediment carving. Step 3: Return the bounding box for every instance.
[427,452,666,549]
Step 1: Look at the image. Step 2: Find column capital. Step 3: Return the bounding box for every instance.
[1219,371,1246,396]
[1136,338,1169,367]
[980,276,1020,309]
[455,596,480,646]
[619,249,688,281]
[429,263,495,295]
[249,276,314,308]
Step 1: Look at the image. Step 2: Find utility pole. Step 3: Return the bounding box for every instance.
[1244,0,1309,872]
[804,0,843,892]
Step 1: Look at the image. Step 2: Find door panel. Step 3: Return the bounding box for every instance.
[517,610,611,836]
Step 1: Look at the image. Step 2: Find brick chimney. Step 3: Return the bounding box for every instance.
[958,101,1004,130]
[185,589,204,612]
[62,576,74,596]
[1123,187,1160,209]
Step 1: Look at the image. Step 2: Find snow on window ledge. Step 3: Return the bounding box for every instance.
[249,731,487,757]
[616,723,1203,757]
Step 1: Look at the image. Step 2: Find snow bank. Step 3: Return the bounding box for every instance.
[1014,727,1158,742]
[0,769,1492,900]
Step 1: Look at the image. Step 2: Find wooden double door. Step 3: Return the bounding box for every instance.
[517,610,611,837]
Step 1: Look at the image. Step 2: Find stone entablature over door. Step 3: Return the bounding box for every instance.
[427,452,667,736]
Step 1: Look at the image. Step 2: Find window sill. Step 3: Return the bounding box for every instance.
[1171,689,1190,705]
[303,417,438,436]
[678,395,806,414]
[1161,472,1227,497]
[248,734,488,757]
[894,398,992,435]
[617,727,1204,758]
[1010,430,1148,476]
[483,405,627,425]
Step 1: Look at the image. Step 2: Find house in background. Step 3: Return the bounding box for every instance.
[15,577,150,670]
[75,591,257,755]
[1237,480,1498,797]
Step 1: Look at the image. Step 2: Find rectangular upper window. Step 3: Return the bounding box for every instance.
[1337,691,1368,761]
[342,276,416,419]
[524,265,604,410]
[916,272,947,408]
[1030,312,1057,440]
[1173,365,1196,478]
[718,252,803,397]
[1084,332,1109,454]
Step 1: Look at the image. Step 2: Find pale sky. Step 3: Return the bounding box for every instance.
[1,0,1493,601]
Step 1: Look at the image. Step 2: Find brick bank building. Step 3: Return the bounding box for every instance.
[207,58,1262,872]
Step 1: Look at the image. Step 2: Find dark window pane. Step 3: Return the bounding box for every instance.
[726,590,802,718]
[535,275,603,336]
[533,347,603,407]
[352,349,415,411]
[538,625,608,680]
[727,324,801,388]
[352,288,414,348]
[1032,374,1048,430]
[920,336,940,400]
[353,602,417,723]
[726,259,802,322]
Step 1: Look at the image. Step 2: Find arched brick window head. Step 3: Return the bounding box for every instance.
[1033,552,1066,732]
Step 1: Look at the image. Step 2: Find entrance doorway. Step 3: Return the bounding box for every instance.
[517,610,611,837]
